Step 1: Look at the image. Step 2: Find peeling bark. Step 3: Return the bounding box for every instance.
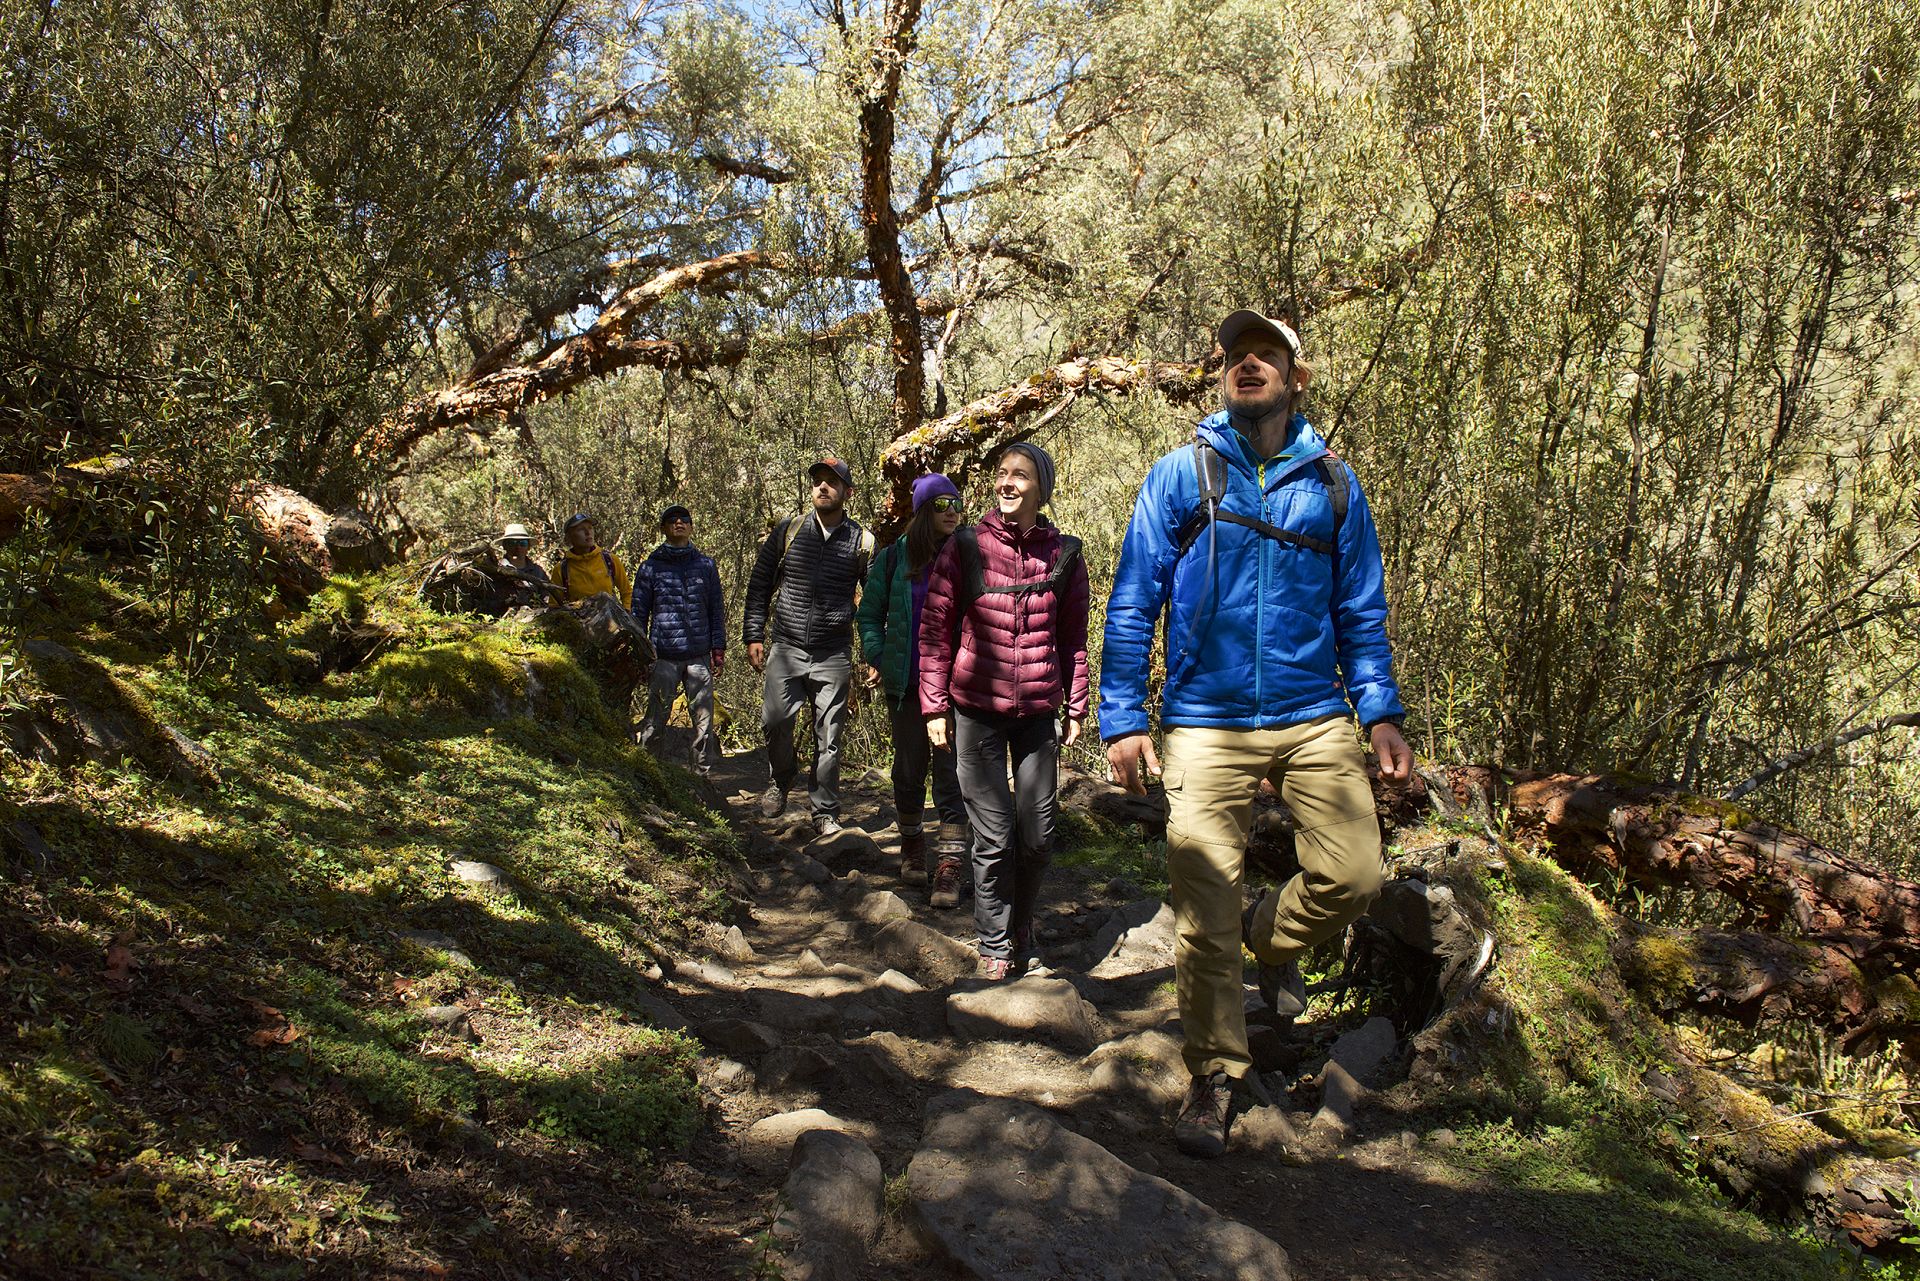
[1463,768,1920,1054]
[876,356,1214,532]
[369,252,772,465]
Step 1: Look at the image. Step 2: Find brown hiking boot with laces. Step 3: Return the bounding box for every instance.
[1173,1070,1237,1158]
[929,855,964,908]
[928,821,968,907]
[899,828,929,885]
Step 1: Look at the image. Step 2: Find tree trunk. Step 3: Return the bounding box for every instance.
[851,0,928,448]
[1460,767,1920,1054]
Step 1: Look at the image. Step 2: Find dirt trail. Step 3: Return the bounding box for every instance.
[640,752,1752,1281]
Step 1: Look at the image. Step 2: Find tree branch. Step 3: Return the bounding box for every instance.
[368,251,775,464]
[877,354,1212,532]
[1724,712,1920,802]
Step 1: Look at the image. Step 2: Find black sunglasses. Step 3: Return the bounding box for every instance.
[928,496,962,513]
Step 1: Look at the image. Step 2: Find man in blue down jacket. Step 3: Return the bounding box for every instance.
[632,504,727,777]
[1102,309,1414,1159]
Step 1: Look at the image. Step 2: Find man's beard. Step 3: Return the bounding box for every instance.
[1224,386,1290,421]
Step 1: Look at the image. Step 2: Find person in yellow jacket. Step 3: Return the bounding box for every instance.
[553,513,633,604]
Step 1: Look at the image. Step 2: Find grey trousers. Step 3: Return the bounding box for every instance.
[763,643,852,819]
[954,707,1058,961]
[641,659,717,774]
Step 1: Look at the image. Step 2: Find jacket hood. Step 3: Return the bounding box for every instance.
[1196,410,1326,479]
[650,542,701,561]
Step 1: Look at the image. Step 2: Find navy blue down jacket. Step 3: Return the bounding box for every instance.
[1100,410,1404,738]
[632,543,726,661]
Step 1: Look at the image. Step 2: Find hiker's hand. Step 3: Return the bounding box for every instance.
[1062,717,1083,749]
[862,665,881,689]
[748,642,766,671]
[1371,721,1413,784]
[926,714,951,751]
[1106,733,1160,796]
[710,650,725,676]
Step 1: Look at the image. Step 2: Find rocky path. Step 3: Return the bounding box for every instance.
[639,754,1636,1281]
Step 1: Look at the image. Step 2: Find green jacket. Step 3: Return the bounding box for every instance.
[856,541,915,704]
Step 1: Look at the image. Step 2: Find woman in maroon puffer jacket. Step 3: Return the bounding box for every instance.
[919,443,1091,980]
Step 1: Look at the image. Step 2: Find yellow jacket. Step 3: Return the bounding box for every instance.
[553,546,632,605]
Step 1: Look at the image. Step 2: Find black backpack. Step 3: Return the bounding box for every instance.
[1173,438,1351,560]
[951,526,1083,611]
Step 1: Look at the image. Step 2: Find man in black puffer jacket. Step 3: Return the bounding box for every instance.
[632,504,727,777]
[743,458,875,832]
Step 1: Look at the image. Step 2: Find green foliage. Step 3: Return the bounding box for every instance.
[0,560,730,1274]
[506,1035,701,1152]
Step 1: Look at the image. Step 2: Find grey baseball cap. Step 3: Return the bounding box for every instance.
[1216,309,1303,359]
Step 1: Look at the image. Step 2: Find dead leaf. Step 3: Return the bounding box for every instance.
[245,1001,301,1047]
[103,945,134,988]
[289,1140,346,1166]
[391,976,416,996]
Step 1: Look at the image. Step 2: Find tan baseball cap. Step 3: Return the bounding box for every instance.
[1216,309,1303,359]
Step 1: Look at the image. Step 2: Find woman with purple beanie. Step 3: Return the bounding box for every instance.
[857,473,971,898]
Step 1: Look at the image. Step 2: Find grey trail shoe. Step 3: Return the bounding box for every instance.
[813,813,843,836]
[1173,1070,1237,1158]
[758,784,787,819]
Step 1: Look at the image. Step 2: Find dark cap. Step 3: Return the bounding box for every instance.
[659,504,692,527]
[809,457,854,488]
[563,512,593,531]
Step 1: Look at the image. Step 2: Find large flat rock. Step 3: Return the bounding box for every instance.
[774,1129,883,1281]
[741,1108,880,1173]
[872,919,977,986]
[946,977,1101,1051]
[1088,899,1177,980]
[908,1094,1292,1281]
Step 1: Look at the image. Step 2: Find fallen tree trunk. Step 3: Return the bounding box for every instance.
[1462,768,1920,1055]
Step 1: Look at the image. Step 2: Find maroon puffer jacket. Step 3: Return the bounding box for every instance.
[918,510,1091,720]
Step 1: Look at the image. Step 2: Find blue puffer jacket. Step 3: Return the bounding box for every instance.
[1100,411,1404,738]
[632,543,726,661]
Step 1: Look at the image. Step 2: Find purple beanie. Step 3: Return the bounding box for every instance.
[911,472,961,512]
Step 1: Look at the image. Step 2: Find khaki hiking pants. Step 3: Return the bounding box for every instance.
[1164,716,1386,1079]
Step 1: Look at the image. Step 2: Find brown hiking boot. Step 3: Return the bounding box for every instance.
[929,856,964,908]
[899,828,929,885]
[1173,1071,1237,1158]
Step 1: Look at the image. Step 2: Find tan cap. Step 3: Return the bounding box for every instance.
[1216,309,1302,359]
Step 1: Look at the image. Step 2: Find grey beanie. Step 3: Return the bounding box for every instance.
[1003,441,1056,506]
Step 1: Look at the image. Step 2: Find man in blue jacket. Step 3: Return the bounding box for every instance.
[1102,309,1414,1158]
[632,504,727,777]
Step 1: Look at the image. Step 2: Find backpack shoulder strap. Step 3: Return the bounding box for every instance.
[601,549,617,584]
[855,525,876,582]
[1051,535,1083,586]
[1316,454,1350,530]
[1175,438,1229,557]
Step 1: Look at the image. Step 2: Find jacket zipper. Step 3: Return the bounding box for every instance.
[1255,459,1266,720]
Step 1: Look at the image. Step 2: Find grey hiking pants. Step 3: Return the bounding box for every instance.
[762,642,852,819]
[954,707,1058,962]
[641,659,717,775]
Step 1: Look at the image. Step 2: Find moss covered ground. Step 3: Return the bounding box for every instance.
[0,568,740,1277]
